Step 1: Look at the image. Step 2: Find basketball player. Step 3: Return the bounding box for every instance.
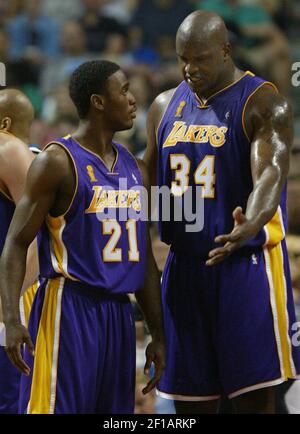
[0,89,39,413]
[144,11,300,414]
[0,61,165,414]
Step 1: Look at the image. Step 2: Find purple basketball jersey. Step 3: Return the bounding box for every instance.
[38,135,147,294]
[157,71,285,256]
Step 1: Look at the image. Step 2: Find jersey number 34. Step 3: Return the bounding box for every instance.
[170,154,215,198]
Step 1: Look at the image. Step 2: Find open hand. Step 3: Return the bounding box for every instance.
[206,207,257,266]
[5,320,34,375]
[142,339,165,394]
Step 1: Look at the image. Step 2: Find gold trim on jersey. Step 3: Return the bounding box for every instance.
[46,215,78,281]
[195,71,254,108]
[43,141,79,218]
[19,280,39,327]
[263,242,296,380]
[0,186,13,202]
[71,136,119,174]
[241,82,278,142]
[264,206,285,247]
[27,277,64,414]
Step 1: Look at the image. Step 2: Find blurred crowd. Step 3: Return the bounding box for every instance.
[1,0,300,414]
[0,0,299,153]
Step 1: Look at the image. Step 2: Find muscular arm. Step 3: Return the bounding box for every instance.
[134,158,165,394]
[144,89,175,186]
[207,86,293,265]
[0,145,74,373]
[0,140,37,322]
[245,87,292,229]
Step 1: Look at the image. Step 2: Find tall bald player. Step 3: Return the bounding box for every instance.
[0,89,39,413]
[144,11,300,414]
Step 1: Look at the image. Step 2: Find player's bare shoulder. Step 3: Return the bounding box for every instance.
[28,142,75,191]
[244,85,293,143]
[0,133,33,161]
[147,88,177,133]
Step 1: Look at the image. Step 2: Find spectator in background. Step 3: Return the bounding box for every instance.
[41,82,78,124]
[42,0,82,23]
[101,0,138,25]
[0,27,10,63]
[198,0,291,94]
[100,33,134,70]
[79,0,127,53]
[7,0,60,61]
[40,20,92,96]
[126,73,153,154]
[130,0,193,60]
[0,0,23,27]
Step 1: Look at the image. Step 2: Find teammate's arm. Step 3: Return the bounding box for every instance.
[0,146,73,374]
[207,86,292,265]
[134,159,166,395]
[144,89,175,185]
[0,141,37,324]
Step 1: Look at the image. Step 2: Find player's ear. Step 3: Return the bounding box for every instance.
[91,94,105,112]
[0,117,12,132]
[222,43,231,61]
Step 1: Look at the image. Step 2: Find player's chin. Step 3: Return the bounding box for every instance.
[186,79,206,94]
[119,119,134,131]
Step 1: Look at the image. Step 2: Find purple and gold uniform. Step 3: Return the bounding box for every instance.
[156,71,300,400]
[0,190,19,414]
[19,136,146,414]
[0,190,38,413]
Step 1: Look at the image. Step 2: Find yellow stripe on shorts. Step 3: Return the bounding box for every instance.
[27,277,64,414]
[264,243,296,379]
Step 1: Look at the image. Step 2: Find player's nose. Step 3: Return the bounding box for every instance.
[128,91,136,107]
[185,63,198,76]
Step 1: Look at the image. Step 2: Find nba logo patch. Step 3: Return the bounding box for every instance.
[251,254,258,265]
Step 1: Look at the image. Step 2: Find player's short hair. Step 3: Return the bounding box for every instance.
[69,60,120,119]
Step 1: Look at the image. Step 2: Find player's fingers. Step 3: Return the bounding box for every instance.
[6,346,30,375]
[214,234,230,244]
[208,243,232,258]
[206,253,228,266]
[144,355,153,376]
[24,335,35,357]
[142,374,160,395]
[232,206,243,219]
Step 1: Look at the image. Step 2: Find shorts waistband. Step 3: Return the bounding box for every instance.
[44,277,129,303]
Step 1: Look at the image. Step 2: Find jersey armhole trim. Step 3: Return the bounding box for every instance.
[0,187,13,202]
[242,82,279,143]
[43,141,79,218]
[156,87,179,145]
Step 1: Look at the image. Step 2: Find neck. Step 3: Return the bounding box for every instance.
[5,127,29,144]
[197,61,243,101]
[72,119,115,158]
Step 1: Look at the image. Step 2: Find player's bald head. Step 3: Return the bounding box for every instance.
[0,89,34,132]
[176,10,229,49]
[176,11,232,96]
